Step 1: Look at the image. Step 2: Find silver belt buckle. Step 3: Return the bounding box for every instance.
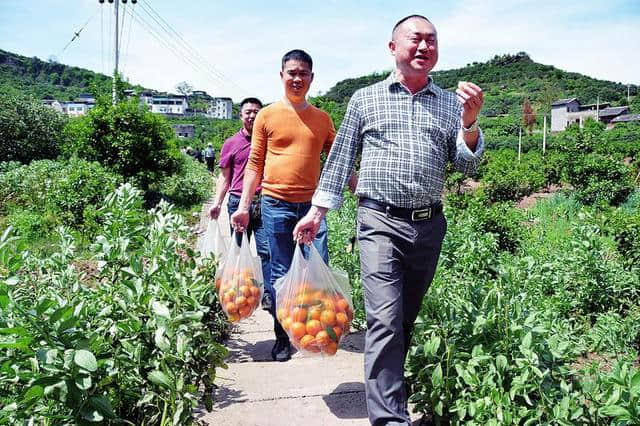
[411,207,431,221]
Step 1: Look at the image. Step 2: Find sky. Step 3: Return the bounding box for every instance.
[1,0,639,103]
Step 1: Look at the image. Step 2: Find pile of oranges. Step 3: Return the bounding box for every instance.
[216,268,262,323]
[277,283,353,356]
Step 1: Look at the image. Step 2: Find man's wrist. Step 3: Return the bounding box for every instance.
[462,119,479,133]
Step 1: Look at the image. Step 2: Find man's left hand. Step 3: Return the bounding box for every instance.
[456,81,484,126]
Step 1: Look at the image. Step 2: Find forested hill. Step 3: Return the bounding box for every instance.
[322,52,638,116]
[0,49,144,101]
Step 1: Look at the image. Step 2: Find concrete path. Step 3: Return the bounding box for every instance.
[195,194,423,426]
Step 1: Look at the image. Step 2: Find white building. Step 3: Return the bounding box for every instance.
[150,95,188,114]
[209,97,233,119]
[551,98,610,131]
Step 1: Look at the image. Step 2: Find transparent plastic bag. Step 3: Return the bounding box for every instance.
[197,219,227,261]
[217,232,264,323]
[274,244,353,357]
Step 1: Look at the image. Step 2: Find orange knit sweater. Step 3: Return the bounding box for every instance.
[246,101,335,202]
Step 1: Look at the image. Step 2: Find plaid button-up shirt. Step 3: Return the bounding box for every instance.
[312,72,485,209]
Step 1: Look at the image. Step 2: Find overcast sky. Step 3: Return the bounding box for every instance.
[1,0,639,103]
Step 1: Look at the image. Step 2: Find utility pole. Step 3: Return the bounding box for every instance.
[542,116,547,155]
[113,0,119,105]
[99,0,136,104]
[518,127,522,162]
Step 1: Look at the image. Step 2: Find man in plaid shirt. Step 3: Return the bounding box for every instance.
[294,15,485,425]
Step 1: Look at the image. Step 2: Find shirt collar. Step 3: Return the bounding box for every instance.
[386,71,439,97]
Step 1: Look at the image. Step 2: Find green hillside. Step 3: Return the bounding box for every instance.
[0,49,144,100]
[323,52,638,117]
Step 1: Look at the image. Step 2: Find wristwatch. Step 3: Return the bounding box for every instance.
[462,120,479,133]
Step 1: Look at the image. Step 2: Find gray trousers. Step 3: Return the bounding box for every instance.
[357,206,447,426]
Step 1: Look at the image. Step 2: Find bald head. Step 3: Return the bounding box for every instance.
[392,14,432,40]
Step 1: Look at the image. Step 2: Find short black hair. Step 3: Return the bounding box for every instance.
[240,97,263,108]
[281,49,313,71]
[392,14,432,38]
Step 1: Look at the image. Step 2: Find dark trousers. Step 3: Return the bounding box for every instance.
[357,206,447,426]
[205,157,215,172]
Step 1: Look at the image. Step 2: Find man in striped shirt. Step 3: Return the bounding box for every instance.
[293,15,485,425]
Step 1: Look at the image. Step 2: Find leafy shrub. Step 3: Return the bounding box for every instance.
[0,158,121,227]
[481,149,546,202]
[61,98,182,191]
[155,157,212,208]
[567,153,634,206]
[0,95,67,163]
[0,184,229,424]
[0,161,22,174]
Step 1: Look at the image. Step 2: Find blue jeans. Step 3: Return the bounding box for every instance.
[227,194,270,288]
[261,195,328,340]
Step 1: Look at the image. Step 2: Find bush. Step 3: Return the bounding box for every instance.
[0,184,229,424]
[567,153,635,206]
[0,158,121,227]
[481,149,546,202]
[155,157,212,208]
[0,95,67,163]
[61,98,182,191]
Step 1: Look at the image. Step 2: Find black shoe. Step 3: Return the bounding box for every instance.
[271,338,282,361]
[261,292,273,312]
[274,340,292,362]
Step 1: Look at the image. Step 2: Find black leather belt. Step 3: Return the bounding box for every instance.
[358,198,442,221]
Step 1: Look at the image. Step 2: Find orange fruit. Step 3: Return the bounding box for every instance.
[315,330,331,347]
[228,313,240,323]
[290,322,306,340]
[281,316,293,332]
[312,290,325,301]
[309,306,322,321]
[238,306,251,318]
[299,334,316,350]
[247,296,257,308]
[323,341,338,356]
[320,310,336,327]
[336,312,349,328]
[277,308,288,321]
[250,286,261,298]
[238,285,251,298]
[225,302,238,314]
[322,299,336,312]
[306,319,322,336]
[336,299,350,313]
[295,293,313,306]
[292,307,308,323]
[235,296,248,307]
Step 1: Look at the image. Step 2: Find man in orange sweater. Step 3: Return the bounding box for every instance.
[230,49,335,361]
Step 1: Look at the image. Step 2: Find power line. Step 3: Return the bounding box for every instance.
[137,0,248,96]
[124,5,246,96]
[57,12,97,58]
[123,6,226,92]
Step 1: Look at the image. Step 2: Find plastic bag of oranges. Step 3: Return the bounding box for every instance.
[274,243,353,357]
[198,219,227,260]
[216,232,264,323]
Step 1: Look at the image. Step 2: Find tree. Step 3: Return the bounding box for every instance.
[522,98,536,135]
[61,97,182,191]
[175,81,193,98]
[0,95,67,163]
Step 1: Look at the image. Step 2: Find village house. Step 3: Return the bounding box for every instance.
[551,98,637,131]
